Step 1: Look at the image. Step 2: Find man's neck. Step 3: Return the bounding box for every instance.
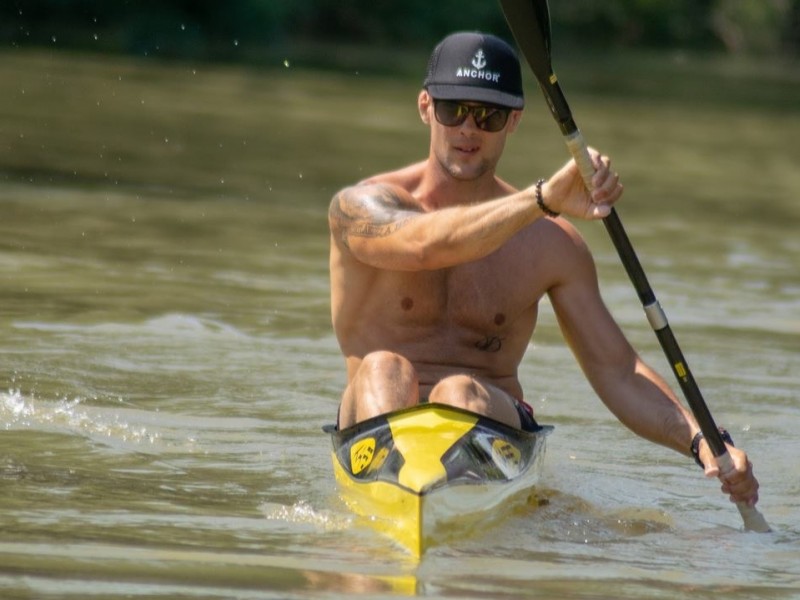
[416,158,499,210]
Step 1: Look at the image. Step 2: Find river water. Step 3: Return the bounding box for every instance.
[1,50,798,599]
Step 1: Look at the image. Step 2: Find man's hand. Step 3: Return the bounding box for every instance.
[698,440,761,507]
[538,147,623,219]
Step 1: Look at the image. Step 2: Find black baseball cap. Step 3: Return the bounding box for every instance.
[423,32,524,109]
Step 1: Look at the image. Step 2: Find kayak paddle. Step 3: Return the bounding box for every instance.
[498,0,770,532]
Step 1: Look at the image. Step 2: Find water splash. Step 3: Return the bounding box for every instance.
[261,500,352,532]
[1,388,159,446]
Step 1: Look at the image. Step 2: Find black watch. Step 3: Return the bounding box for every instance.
[690,428,734,469]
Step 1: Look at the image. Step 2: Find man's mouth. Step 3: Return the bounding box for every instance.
[454,144,479,154]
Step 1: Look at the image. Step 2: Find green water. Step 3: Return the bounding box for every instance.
[1,49,799,598]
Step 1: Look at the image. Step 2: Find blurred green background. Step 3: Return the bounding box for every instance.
[1,1,798,204]
[3,0,799,68]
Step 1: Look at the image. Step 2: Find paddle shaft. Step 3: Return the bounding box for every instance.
[499,0,770,532]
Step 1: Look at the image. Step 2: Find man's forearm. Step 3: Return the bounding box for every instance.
[595,360,698,456]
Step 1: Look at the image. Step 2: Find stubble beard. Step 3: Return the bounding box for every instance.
[435,149,493,182]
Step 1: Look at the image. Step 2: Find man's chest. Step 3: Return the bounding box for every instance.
[386,254,547,334]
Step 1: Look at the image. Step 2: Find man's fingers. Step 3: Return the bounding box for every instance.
[588,154,622,204]
[589,203,611,219]
[715,455,759,506]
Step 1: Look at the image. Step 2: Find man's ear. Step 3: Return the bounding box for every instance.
[506,110,523,133]
[418,90,432,125]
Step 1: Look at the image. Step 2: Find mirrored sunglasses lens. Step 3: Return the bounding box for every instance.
[478,109,509,132]
[435,101,466,126]
[434,101,509,131]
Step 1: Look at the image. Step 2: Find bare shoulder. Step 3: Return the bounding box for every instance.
[331,162,425,212]
[526,216,598,287]
[330,182,415,218]
[328,182,416,239]
[548,217,591,253]
[361,161,426,189]
[328,163,425,245]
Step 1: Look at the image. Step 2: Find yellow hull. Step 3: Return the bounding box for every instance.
[327,404,552,557]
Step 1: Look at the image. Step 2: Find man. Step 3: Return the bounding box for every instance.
[328,32,759,507]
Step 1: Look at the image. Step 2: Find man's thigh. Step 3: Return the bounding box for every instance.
[429,374,522,429]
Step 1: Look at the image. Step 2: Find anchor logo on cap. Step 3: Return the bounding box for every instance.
[471,49,487,70]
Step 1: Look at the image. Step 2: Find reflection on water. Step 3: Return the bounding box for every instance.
[1,49,799,598]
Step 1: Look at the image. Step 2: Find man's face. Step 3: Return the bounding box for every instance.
[418,91,521,182]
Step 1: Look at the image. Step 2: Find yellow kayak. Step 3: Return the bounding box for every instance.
[325,403,553,557]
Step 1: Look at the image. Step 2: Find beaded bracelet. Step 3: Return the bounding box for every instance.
[535,178,559,217]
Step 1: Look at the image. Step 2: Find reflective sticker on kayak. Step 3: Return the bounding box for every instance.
[491,438,522,477]
[350,438,376,475]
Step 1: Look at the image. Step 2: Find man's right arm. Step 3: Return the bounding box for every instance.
[328,182,543,271]
[329,149,623,271]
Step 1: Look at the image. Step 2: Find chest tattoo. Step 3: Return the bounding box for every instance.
[475,335,503,353]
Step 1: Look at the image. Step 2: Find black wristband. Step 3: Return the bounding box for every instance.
[535,178,559,217]
[690,428,734,469]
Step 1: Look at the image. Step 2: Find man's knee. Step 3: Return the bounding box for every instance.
[429,375,520,428]
[359,351,414,378]
[429,375,488,411]
[340,352,419,427]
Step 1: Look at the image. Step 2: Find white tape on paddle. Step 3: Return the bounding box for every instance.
[564,129,595,190]
[644,300,669,331]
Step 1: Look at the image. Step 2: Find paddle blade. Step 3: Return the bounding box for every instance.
[498,0,552,81]
[738,504,772,533]
[499,0,577,134]
[716,452,772,532]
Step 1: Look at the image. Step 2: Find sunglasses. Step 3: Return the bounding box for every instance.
[433,100,512,132]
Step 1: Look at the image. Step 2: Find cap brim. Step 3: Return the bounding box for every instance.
[427,84,524,109]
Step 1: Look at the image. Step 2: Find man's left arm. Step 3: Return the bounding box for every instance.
[547,231,759,506]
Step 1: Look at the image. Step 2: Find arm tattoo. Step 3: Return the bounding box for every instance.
[329,184,416,247]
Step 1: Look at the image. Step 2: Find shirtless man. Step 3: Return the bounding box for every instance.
[328,32,759,507]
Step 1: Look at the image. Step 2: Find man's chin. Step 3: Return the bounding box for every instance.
[444,162,490,182]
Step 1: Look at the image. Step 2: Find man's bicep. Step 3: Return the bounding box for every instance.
[328,183,417,249]
[549,249,636,375]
